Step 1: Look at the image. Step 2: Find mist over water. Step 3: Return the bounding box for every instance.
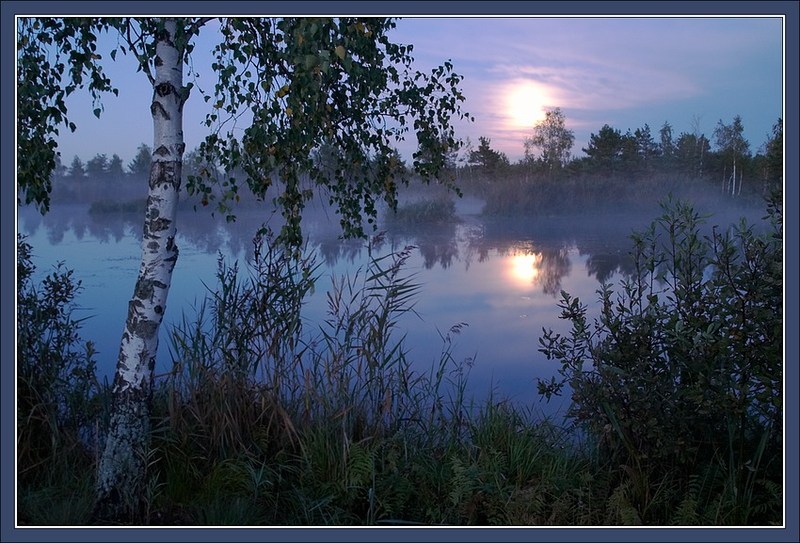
[17,179,770,420]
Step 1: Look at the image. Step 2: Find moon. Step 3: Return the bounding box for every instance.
[506,82,549,128]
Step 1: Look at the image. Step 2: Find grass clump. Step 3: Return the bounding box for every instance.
[388,195,458,224]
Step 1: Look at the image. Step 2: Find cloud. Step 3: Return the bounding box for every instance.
[490,62,701,111]
[391,16,781,161]
[53,16,782,165]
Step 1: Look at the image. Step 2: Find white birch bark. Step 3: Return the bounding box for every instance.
[95,19,186,519]
[737,164,743,196]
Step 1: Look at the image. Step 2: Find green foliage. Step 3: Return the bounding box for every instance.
[582,124,625,175]
[85,153,109,178]
[18,468,97,525]
[188,17,470,246]
[155,238,467,524]
[764,118,783,193]
[164,229,318,462]
[538,193,783,524]
[107,153,126,181]
[67,155,86,180]
[630,123,660,173]
[193,495,267,525]
[18,203,784,524]
[714,115,751,195]
[128,143,153,178]
[19,16,470,523]
[443,403,573,525]
[579,122,660,177]
[714,115,751,163]
[462,109,773,216]
[524,107,575,174]
[17,235,104,488]
[674,132,711,178]
[17,18,120,212]
[468,136,509,177]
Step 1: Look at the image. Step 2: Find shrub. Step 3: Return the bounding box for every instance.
[17,235,102,486]
[538,191,783,524]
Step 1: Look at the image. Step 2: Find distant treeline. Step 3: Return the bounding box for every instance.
[453,112,782,213]
[53,143,218,185]
[52,112,782,215]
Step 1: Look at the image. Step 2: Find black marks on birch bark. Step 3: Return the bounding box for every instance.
[149,217,172,233]
[130,314,158,339]
[150,101,170,120]
[153,145,170,157]
[134,279,154,301]
[155,25,175,46]
[148,160,180,190]
[155,82,176,97]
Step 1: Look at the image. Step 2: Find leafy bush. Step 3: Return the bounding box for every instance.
[17,235,102,485]
[538,192,783,524]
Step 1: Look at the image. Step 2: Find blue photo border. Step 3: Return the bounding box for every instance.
[2,1,797,542]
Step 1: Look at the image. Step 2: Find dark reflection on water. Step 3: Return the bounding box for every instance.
[17,195,766,417]
[371,211,651,298]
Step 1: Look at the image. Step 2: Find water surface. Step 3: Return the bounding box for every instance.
[18,196,763,419]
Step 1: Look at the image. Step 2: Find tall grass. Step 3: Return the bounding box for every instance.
[156,231,497,522]
[387,195,458,224]
[476,170,763,217]
[17,193,783,525]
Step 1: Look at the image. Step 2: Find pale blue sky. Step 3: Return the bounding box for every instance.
[53,16,784,166]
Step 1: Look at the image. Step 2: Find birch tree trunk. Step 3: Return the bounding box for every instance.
[737,164,743,196]
[95,19,186,521]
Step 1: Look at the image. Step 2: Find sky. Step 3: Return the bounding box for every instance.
[50,15,784,167]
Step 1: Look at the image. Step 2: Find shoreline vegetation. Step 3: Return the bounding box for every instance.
[17,184,783,526]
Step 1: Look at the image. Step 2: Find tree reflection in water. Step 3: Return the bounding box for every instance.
[19,191,765,297]
[18,192,769,409]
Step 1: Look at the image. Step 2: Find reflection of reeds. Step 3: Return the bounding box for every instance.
[88,198,147,215]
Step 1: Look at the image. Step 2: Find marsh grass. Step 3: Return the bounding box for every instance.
[154,233,496,524]
[17,194,784,525]
[477,171,765,217]
[387,195,458,225]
